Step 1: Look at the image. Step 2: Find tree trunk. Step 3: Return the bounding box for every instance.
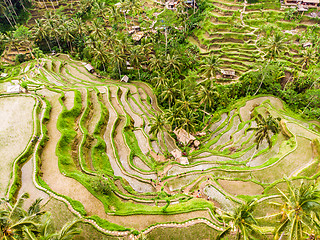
[4,0,17,25]
[3,13,14,28]
[44,35,52,51]
[253,61,270,96]
[49,0,56,10]
[117,61,121,79]
[302,95,316,114]
[7,0,18,18]
[54,34,62,52]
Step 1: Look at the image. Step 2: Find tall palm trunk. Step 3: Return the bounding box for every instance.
[117,61,121,79]
[49,0,56,10]
[4,0,17,25]
[7,0,18,18]
[43,35,52,51]
[253,61,270,96]
[3,12,14,27]
[41,0,48,10]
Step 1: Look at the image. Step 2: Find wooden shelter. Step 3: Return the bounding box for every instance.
[132,32,145,41]
[303,0,319,7]
[221,69,236,78]
[121,75,129,83]
[85,63,95,73]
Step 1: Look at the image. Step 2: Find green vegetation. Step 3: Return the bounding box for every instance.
[1,0,320,239]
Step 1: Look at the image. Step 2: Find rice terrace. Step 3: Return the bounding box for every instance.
[0,0,320,239]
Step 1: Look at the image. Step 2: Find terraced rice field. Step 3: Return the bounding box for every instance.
[1,54,320,238]
[189,0,319,78]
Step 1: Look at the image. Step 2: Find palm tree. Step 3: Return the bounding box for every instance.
[109,47,126,79]
[149,113,167,137]
[60,20,75,51]
[200,54,220,83]
[217,199,261,240]
[107,5,119,24]
[248,114,281,149]
[51,219,82,240]
[0,1,14,28]
[89,18,106,40]
[32,19,52,51]
[176,111,198,133]
[175,92,197,114]
[164,54,182,75]
[129,45,144,79]
[148,54,164,72]
[152,72,168,90]
[264,32,287,60]
[92,41,108,71]
[197,83,219,122]
[300,47,316,70]
[159,81,179,108]
[273,180,320,240]
[45,12,62,51]
[0,193,43,239]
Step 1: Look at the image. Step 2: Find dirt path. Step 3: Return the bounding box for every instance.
[40,89,107,217]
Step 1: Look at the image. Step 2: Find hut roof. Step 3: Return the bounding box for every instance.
[85,63,94,72]
[171,149,182,159]
[132,31,144,41]
[173,128,196,145]
[221,69,236,76]
[303,0,319,3]
[121,75,129,82]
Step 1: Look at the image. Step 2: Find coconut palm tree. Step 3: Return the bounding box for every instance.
[200,54,220,83]
[129,45,144,79]
[51,219,82,240]
[148,54,164,72]
[300,47,317,70]
[0,193,43,239]
[197,83,219,122]
[264,32,287,60]
[175,92,198,114]
[217,199,261,240]
[159,81,180,108]
[248,114,281,149]
[149,113,167,137]
[273,180,320,240]
[45,12,62,51]
[152,72,168,90]
[32,19,52,51]
[176,111,198,133]
[92,41,108,71]
[109,46,126,79]
[0,1,14,28]
[164,53,182,75]
[60,20,75,51]
[89,18,106,40]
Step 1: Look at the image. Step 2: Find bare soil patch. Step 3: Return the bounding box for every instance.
[218,179,263,196]
[0,96,35,197]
